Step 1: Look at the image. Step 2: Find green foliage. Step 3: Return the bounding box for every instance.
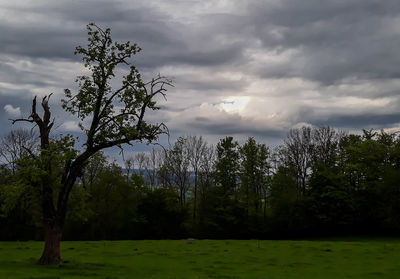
[65,186,91,223]
[269,166,298,215]
[215,136,239,195]
[0,181,33,217]
[0,157,42,239]
[82,163,139,239]
[62,23,169,147]
[268,166,308,233]
[308,164,355,230]
[135,188,187,238]
[0,137,89,238]
[0,156,42,222]
[239,137,270,216]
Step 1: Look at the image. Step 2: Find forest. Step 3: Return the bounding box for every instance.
[1,125,399,240]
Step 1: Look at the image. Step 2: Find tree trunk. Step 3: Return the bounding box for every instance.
[39,223,63,265]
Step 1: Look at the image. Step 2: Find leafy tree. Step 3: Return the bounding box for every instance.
[215,136,239,201]
[239,137,270,218]
[204,137,247,237]
[135,188,187,239]
[11,23,171,264]
[0,155,41,240]
[0,136,81,240]
[308,164,355,233]
[82,162,138,239]
[268,166,301,233]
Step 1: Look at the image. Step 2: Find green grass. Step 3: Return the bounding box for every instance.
[0,238,399,278]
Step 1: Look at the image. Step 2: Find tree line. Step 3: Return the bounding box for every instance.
[1,126,399,240]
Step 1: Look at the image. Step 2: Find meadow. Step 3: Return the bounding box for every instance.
[0,238,399,278]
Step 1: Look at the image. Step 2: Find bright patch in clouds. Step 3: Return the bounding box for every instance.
[4,104,20,117]
[220,96,251,113]
[60,121,81,132]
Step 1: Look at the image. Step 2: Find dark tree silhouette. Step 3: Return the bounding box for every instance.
[12,23,171,264]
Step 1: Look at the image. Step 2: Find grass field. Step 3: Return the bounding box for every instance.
[0,238,399,278]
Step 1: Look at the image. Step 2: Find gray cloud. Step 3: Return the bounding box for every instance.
[246,0,400,84]
[316,113,400,129]
[1,0,400,159]
[191,115,285,138]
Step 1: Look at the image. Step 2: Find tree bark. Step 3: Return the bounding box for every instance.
[39,223,63,265]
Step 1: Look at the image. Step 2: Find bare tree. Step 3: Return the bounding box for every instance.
[145,148,163,189]
[124,155,135,182]
[0,128,37,173]
[312,126,344,168]
[159,137,190,208]
[81,151,108,190]
[187,135,207,220]
[134,152,147,178]
[197,144,215,220]
[281,127,314,195]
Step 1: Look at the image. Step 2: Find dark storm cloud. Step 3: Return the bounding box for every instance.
[246,0,400,84]
[158,105,187,113]
[0,2,174,62]
[249,0,400,28]
[313,113,400,128]
[0,23,82,60]
[3,0,400,82]
[190,115,284,138]
[0,1,244,70]
[165,46,244,67]
[0,58,57,88]
[294,101,400,128]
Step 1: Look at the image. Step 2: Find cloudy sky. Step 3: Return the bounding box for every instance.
[1,0,400,158]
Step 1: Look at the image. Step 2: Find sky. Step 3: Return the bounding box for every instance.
[1,0,400,160]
